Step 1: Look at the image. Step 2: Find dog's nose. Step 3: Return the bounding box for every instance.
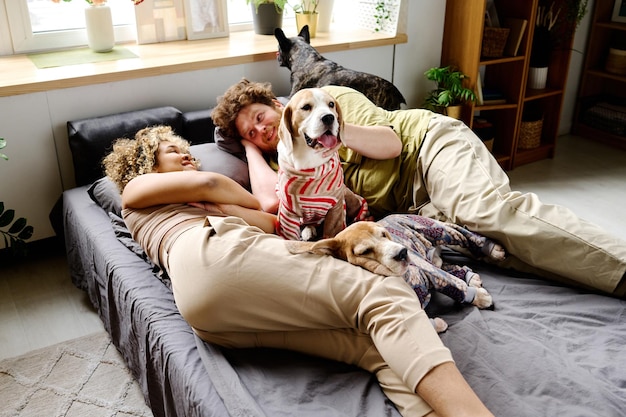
[394,247,408,262]
[322,113,335,126]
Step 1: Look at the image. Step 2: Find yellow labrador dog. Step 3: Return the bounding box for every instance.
[287,217,504,333]
[276,88,368,241]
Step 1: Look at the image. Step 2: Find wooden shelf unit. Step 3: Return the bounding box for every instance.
[573,0,626,150]
[440,0,575,170]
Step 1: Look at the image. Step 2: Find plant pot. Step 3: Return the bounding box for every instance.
[85,1,114,52]
[316,0,335,32]
[251,3,283,35]
[296,12,319,38]
[445,105,463,120]
[528,67,548,89]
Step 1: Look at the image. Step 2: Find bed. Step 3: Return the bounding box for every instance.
[56,105,626,417]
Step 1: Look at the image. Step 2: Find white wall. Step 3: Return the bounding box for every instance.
[1,0,589,244]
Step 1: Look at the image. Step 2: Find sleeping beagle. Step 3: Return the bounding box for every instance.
[286,217,505,333]
[275,88,368,241]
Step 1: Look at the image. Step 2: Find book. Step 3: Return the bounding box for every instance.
[503,18,528,56]
[476,74,484,105]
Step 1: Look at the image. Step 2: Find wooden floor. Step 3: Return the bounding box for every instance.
[1,134,625,361]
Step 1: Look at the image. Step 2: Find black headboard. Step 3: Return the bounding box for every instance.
[67,106,216,187]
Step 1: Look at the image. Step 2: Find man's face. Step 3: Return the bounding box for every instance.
[235,102,282,153]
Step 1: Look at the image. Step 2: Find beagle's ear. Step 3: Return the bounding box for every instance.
[285,238,344,258]
[334,98,344,143]
[278,103,295,154]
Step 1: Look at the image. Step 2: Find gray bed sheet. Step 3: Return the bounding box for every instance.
[64,185,626,417]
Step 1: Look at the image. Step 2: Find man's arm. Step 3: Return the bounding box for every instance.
[341,123,402,160]
[242,139,280,214]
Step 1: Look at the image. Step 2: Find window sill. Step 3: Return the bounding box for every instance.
[0,29,407,98]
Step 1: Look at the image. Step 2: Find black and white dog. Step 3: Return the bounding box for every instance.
[275,26,406,110]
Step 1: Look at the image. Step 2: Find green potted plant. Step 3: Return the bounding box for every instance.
[0,137,34,255]
[293,0,319,37]
[423,65,476,119]
[247,0,288,35]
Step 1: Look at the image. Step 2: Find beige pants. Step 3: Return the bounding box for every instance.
[416,115,626,295]
[168,216,453,417]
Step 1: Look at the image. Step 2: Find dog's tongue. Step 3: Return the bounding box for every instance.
[317,132,338,148]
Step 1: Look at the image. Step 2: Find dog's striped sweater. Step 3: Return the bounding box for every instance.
[276,153,367,240]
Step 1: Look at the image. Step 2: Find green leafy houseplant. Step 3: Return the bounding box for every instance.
[293,0,319,14]
[246,0,288,13]
[423,66,477,113]
[0,138,34,255]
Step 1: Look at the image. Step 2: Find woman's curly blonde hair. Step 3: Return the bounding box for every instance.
[103,125,194,191]
[211,78,277,139]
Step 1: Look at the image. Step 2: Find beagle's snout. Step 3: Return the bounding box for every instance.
[322,113,335,126]
[394,247,408,262]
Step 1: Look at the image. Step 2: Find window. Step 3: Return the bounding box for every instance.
[5,0,136,53]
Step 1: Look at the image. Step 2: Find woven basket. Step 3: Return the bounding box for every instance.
[518,119,543,150]
[481,27,510,58]
[605,48,626,75]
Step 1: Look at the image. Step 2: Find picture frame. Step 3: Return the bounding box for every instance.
[183,0,229,40]
[134,0,187,45]
[612,0,626,23]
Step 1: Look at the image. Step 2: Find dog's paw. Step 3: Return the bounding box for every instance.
[486,243,507,261]
[472,288,494,309]
[430,317,449,333]
[466,272,483,288]
[301,226,317,242]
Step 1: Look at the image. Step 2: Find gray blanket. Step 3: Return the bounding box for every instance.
[65,185,626,417]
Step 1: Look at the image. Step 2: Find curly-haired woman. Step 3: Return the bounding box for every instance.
[102,125,495,417]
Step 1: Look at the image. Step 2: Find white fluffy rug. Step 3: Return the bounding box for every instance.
[0,331,153,417]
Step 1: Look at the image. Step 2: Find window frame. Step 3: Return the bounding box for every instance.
[5,0,136,54]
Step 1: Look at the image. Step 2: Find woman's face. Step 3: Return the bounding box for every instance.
[235,102,282,153]
[154,141,197,173]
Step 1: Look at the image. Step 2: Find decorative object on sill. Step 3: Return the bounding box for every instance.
[356,0,400,34]
[605,47,626,75]
[529,1,589,89]
[316,0,335,32]
[247,0,287,35]
[423,65,477,116]
[0,138,33,256]
[84,0,115,52]
[294,0,320,38]
[27,47,138,69]
[135,0,186,44]
[183,0,229,40]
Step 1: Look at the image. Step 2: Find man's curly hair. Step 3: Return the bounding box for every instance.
[103,125,194,192]
[211,78,277,139]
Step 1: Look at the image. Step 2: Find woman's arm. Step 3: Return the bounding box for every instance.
[341,123,402,160]
[122,171,260,211]
[242,139,280,214]
[217,203,276,234]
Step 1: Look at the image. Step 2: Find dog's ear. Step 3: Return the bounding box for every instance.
[285,238,344,258]
[275,28,291,51]
[298,25,311,43]
[278,103,295,153]
[334,97,344,143]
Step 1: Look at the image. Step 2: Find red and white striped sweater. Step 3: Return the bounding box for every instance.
[276,153,367,240]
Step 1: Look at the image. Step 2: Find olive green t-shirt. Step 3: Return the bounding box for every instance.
[321,86,433,219]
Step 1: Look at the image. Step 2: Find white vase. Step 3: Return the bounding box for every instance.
[317,0,335,32]
[85,2,115,53]
[528,67,548,90]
